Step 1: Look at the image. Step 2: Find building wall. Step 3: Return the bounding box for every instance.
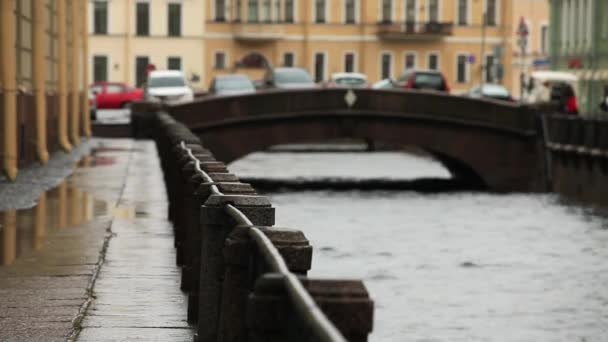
[204,0,521,95]
[1,0,89,180]
[87,0,206,89]
[549,0,608,115]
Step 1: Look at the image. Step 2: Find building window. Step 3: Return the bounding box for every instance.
[344,53,355,72]
[457,0,467,26]
[405,53,416,70]
[345,0,356,24]
[485,55,494,82]
[263,0,271,21]
[93,56,108,82]
[315,0,326,23]
[235,0,242,21]
[381,0,391,23]
[428,53,438,70]
[215,52,227,69]
[215,0,226,21]
[136,2,149,36]
[485,0,496,26]
[135,56,149,87]
[248,0,259,22]
[405,0,416,24]
[381,53,392,79]
[456,54,467,83]
[429,0,439,22]
[93,1,108,34]
[541,25,548,54]
[285,0,294,22]
[275,0,281,21]
[283,52,295,67]
[168,3,181,36]
[314,53,325,82]
[168,57,181,70]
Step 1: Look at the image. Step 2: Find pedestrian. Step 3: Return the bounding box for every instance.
[600,85,608,112]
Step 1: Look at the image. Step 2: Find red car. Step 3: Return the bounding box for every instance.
[90,82,144,109]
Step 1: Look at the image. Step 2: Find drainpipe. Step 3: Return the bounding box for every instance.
[33,0,50,164]
[70,0,80,146]
[81,0,92,137]
[57,0,72,151]
[1,0,18,180]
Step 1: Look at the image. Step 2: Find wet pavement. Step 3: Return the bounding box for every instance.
[0,139,192,341]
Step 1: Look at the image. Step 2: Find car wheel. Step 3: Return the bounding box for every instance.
[121,102,132,109]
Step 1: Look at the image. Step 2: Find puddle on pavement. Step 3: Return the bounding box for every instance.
[0,153,137,267]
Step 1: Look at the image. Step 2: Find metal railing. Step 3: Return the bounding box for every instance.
[179,141,347,342]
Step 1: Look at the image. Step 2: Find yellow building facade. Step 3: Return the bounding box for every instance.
[205,0,517,93]
[87,0,206,89]
[1,0,90,180]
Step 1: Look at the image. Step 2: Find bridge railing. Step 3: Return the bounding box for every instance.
[139,108,374,342]
[167,88,538,135]
[545,114,608,155]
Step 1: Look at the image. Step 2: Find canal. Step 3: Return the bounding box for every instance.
[230,148,608,342]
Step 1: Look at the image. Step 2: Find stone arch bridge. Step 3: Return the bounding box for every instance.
[156,89,546,192]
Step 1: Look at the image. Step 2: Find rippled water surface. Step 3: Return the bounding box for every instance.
[231,151,608,342]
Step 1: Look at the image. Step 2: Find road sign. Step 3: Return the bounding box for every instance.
[468,54,476,64]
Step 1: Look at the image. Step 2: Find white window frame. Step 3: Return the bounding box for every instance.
[214,50,229,69]
[483,0,500,26]
[313,0,329,23]
[380,51,394,80]
[313,51,328,82]
[342,0,360,24]
[167,1,184,36]
[483,52,494,83]
[167,56,182,70]
[92,54,110,82]
[282,51,296,67]
[404,0,417,23]
[426,51,440,71]
[540,22,549,55]
[455,0,471,26]
[455,52,470,84]
[426,0,442,22]
[343,51,358,72]
[90,0,110,34]
[378,0,395,23]
[403,51,418,71]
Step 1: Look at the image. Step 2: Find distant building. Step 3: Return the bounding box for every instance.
[204,0,548,96]
[549,0,608,114]
[87,0,206,89]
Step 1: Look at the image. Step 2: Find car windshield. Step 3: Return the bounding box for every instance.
[275,69,313,84]
[148,76,186,88]
[414,73,444,88]
[216,78,255,91]
[334,77,367,86]
[482,85,510,97]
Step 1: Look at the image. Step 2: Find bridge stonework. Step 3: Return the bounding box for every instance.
[164,89,547,192]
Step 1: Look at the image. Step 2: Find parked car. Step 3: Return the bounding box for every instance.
[467,84,514,101]
[372,78,395,89]
[262,67,316,89]
[208,74,256,96]
[145,70,194,104]
[395,69,450,92]
[523,71,578,104]
[327,72,369,88]
[89,82,143,110]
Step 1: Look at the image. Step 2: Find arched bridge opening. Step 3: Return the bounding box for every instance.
[166,88,546,192]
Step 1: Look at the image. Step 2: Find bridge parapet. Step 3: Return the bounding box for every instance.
[143,110,374,342]
[168,88,538,135]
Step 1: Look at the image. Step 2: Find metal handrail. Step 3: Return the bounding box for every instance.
[178,141,346,342]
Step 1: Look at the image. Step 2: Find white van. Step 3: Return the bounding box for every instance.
[523,71,578,104]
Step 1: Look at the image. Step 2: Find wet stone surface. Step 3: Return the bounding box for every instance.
[0,139,192,341]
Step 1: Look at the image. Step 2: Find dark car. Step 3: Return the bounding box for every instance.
[208,74,256,96]
[395,69,450,92]
[262,67,316,89]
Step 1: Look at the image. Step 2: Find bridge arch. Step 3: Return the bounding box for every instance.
[168,89,546,192]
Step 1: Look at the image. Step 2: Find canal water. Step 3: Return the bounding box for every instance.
[230,150,608,342]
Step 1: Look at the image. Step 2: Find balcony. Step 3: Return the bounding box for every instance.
[377,21,453,41]
[232,22,285,42]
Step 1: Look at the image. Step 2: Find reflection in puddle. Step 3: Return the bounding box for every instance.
[0,180,109,266]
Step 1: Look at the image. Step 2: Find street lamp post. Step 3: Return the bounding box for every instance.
[517,17,529,103]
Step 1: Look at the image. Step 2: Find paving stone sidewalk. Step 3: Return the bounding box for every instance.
[0,139,192,341]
